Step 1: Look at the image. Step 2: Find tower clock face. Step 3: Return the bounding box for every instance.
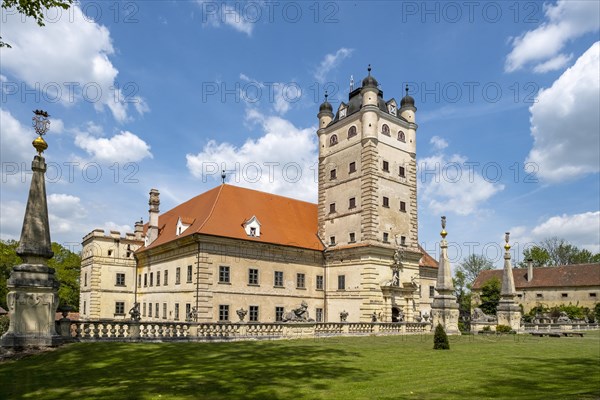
[388,104,397,116]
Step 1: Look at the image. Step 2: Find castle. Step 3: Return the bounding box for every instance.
[79,69,440,323]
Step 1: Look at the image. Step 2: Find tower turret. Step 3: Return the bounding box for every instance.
[400,85,416,123]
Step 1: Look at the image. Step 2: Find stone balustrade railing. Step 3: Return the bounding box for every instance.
[470,320,599,333]
[56,319,432,342]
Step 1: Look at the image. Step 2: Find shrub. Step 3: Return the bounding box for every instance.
[595,303,600,322]
[433,323,450,350]
[496,324,512,333]
[0,315,9,336]
[482,325,491,332]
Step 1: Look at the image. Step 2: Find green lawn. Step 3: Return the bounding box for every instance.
[1,332,599,400]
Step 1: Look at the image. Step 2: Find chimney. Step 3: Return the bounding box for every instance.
[134,219,144,241]
[527,258,533,282]
[147,189,160,245]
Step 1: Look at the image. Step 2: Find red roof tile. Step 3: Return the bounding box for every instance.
[471,263,600,290]
[142,185,324,251]
[418,244,439,268]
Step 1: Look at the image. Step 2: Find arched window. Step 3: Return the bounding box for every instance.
[347,126,357,138]
[330,134,338,146]
[382,124,390,136]
[398,131,406,142]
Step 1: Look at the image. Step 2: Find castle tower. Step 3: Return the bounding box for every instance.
[496,232,522,331]
[317,67,421,322]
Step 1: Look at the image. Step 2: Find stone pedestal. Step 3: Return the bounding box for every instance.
[497,302,522,331]
[496,232,521,332]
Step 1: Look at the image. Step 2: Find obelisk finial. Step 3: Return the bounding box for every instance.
[440,216,447,239]
[32,109,50,155]
[504,231,511,251]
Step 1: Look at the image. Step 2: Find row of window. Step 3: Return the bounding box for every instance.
[330,126,406,146]
[328,233,407,246]
[329,198,407,213]
[219,305,324,322]
[330,162,406,180]
[218,266,324,290]
[139,265,194,288]
[533,293,598,299]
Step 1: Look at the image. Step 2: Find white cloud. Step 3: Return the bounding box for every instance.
[75,130,153,163]
[314,48,354,83]
[526,42,600,182]
[238,73,300,115]
[418,148,504,216]
[0,200,25,241]
[430,136,448,150]
[505,0,600,72]
[0,109,34,165]
[0,5,147,122]
[530,211,600,253]
[186,110,318,201]
[532,53,574,73]
[197,1,254,36]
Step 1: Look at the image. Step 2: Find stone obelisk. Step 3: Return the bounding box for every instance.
[430,216,460,334]
[1,110,62,348]
[496,232,522,331]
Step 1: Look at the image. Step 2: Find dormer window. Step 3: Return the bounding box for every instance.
[176,217,194,236]
[244,215,261,238]
[338,103,348,119]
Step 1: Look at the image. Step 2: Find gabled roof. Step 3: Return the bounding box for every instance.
[418,244,439,268]
[142,185,323,251]
[471,263,600,290]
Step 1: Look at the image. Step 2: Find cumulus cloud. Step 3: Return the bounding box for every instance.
[0,4,147,122]
[75,130,153,163]
[531,211,600,253]
[314,48,354,83]
[505,0,600,72]
[186,110,318,201]
[526,42,600,182]
[197,1,254,36]
[0,109,34,165]
[238,73,301,115]
[0,200,25,241]
[418,142,504,216]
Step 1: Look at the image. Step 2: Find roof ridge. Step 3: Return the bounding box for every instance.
[225,184,317,206]
[196,184,225,233]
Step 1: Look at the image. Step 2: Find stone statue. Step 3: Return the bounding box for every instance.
[340,310,349,322]
[129,302,141,321]
[236,308,247,322]
[282,301,314,322]
[186,306,198,322]
[471,307,497,322]
[557,311,571,323]
[371,312,378,322]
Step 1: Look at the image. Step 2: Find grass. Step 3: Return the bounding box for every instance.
[1,332,599,400]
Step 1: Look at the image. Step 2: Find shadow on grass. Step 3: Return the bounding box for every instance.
[0,340,369,400]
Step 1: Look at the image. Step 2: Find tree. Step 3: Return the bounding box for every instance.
[1,0,74,48]
[453,269,472,320]
[456,254,494,287]
[519,237,600,267]
[433,323,450,350]
[478,277,501,316]
[0,239,81,310]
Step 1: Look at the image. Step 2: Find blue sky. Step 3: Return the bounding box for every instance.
[1,0,599,267]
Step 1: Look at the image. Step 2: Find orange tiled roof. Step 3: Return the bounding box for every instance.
[418,244,439,268]
[142,185,324,251]
[471,263,600,290]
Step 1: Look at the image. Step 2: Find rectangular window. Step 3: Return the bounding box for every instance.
[138,274,141,288]
[330,169,337,180]
[561,293,568,298]
[148,303,153,317]
[149,272,153,287]
[275,306,284,322]
[330,236,336,246]
[274,271,284,287]
[156,271,161,286]
[155,303,159,318]
[349,197,356,209]
[163,303,167,319]
[164,270,169,285]
[219,305,230,322]
[219,266,230,283]
[329,203,336,213]
[536,293,543,298]
[175,267,181,284]
[249,305,259,322]
[400,236,406,246]
[338,275,346,290]
[383,233,389,243]
[399,166,406,177]
[349,232,356,243]
[83,301,86,315]
[144,273,148,287]
[186,304,191,321]
[84,272,88,287]
[590,293,597,298]
[400,201,406,212]
[116,273,125,286]
[316,308,323,322]
[174,303,179,320]
[248,268,259,285]
[187,265,193,283]
[143,303,146,317]
[382,160,389,172]
[115,301,125,315]
[383,197,389,207]
[349,162,356,173]
[429,286,435,297]
[296,273,306,289]
[316,275,324,290]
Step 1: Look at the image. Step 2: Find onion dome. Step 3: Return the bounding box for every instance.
[400,84,415,107]
[319,91,333,114]
[361,64,378,88]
